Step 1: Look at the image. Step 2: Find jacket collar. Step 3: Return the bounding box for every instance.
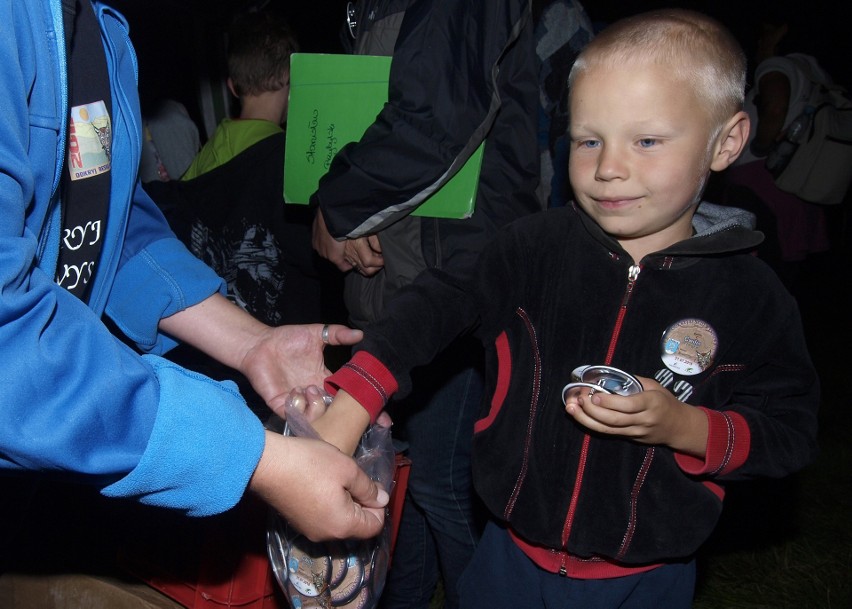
[573,201,765,268]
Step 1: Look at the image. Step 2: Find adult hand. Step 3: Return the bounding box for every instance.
[312,209,352,271]
[343,235,384,277]
[250,431,388,541]
[240,323,363,413]
[160,295,362,413]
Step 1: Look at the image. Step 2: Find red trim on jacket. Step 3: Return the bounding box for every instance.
[508,529,662,579]
[325,351,399,424]
[474,331,511,434]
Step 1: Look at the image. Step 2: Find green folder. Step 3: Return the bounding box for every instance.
[283,53,483,219]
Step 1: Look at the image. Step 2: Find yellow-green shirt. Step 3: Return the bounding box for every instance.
[181,118,282,180]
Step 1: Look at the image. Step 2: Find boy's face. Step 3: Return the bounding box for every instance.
[568,62,718,262]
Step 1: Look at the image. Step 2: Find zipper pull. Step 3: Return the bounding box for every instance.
[628,264,641,283]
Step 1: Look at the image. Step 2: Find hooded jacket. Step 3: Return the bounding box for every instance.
[0,0,264,516]
[327,202,820,575]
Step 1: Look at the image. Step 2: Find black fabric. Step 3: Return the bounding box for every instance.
[57,0,111,303]
[316,0,541,326]
[145,133,324,327]
[315,0,540,273]
[61,0,76,59]
[354,204,819,564]
[144,133,344,418]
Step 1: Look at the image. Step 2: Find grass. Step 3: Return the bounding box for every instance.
[691,253,852,609]
[693,417,852,609]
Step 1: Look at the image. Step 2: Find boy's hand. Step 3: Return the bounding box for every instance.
[564,376,708,457]
[311,209,383,275]
[312,209,350,271]
[281,385,332,423]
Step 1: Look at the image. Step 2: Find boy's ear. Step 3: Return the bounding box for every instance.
[226,77,238,99]
[710,111,750,171]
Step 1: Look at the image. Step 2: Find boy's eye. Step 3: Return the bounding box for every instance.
[577,139,600,150]
[637,138,657,148]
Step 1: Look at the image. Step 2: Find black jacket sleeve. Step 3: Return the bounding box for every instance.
[312,0,539,240]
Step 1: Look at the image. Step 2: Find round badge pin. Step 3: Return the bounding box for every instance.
[266,526,290,592]
[570,365,591,382]
[327,541,352,588]
[562,365,642,405]
[660,318,718,376]
[580,365,643,396]
[329,553,364,606]
[287,542,332,598]
[562,381,612,404]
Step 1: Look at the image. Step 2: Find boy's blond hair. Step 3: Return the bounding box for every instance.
[569,9,745,130]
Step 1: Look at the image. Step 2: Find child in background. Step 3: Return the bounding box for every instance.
[158,9,322,330]
[307,9,820,608]
[147,10,322,415]
[182,10,296,180]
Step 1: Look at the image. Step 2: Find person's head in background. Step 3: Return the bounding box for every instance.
[566,8,749,264]
[227,10,299,125]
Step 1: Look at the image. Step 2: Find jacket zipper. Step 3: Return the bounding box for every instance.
[558,263,642,575]
[605,264,641,364]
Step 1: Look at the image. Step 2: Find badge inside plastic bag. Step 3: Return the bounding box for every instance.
[266,397,394,609]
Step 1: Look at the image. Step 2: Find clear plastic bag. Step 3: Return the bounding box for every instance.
[266,394,394,609]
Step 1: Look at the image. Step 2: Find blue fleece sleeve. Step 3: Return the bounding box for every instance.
[106,238,225,354]
[102,356,265,516]
[105,184,226,354]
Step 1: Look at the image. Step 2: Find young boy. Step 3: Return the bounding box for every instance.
[309,9,820,607]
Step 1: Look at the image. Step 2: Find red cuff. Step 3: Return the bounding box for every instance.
[674,407,750,476]
[324,351,399,424]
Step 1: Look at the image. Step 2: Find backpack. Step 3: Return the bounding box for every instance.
[769,55,852,205]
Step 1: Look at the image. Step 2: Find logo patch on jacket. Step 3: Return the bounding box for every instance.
[68,100,112,180]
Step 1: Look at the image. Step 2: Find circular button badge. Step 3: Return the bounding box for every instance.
[660,318,718,376]
[562,365,643,405]
[580,365,643,395]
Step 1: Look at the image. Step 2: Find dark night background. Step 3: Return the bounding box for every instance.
[109,0,850,139]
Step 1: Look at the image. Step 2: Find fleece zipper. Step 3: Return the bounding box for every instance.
[557,263,642,574]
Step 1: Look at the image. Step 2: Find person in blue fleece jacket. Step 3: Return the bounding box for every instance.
[0,0,387,547]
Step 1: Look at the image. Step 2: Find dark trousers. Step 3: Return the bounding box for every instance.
[458,521,696,609]
[379,338,486,609]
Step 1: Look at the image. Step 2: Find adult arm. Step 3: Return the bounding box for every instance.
[0,2,378,536]
[158,293,362,411]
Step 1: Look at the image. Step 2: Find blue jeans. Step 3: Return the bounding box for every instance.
[379,338,486,609]
[459,521,696,609]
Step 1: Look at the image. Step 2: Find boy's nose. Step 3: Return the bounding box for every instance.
[595,145,628,181]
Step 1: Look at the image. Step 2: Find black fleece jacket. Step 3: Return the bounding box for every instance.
[328,202,820,572]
